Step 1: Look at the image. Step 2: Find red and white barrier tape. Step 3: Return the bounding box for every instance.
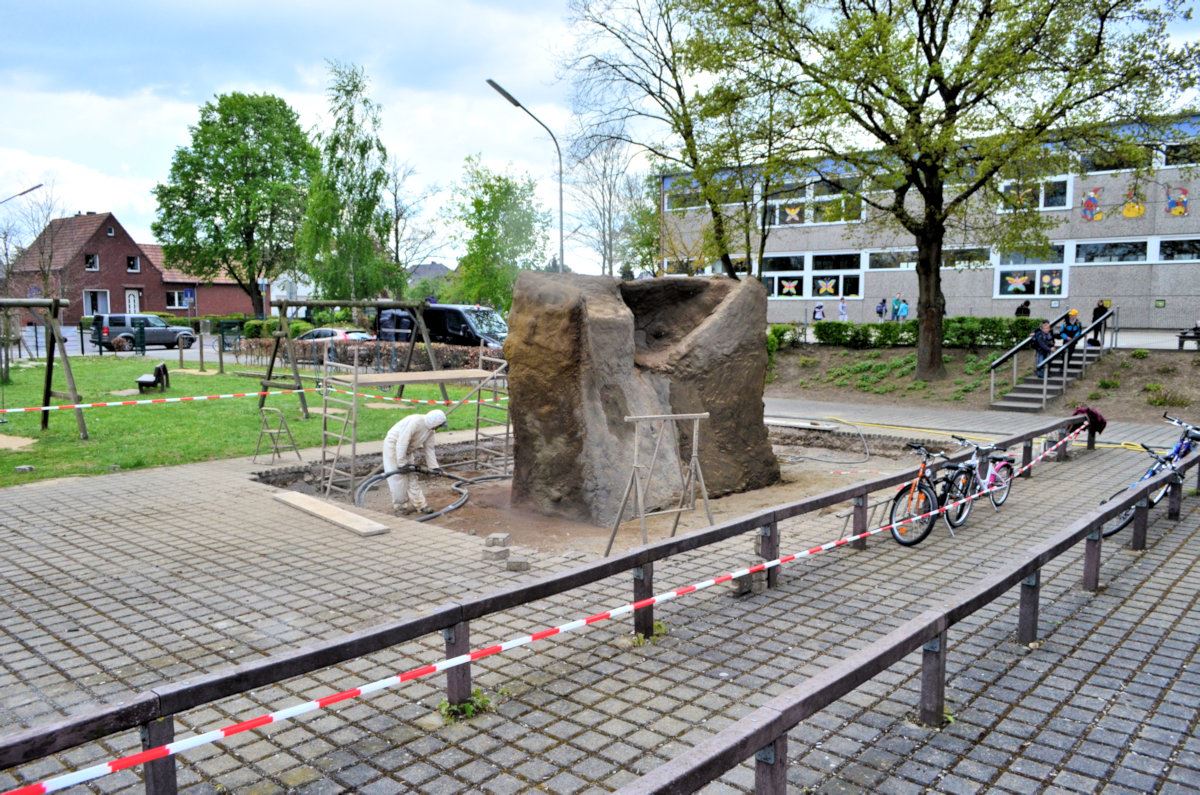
[0,388,507,415]
[2,423,1086,795]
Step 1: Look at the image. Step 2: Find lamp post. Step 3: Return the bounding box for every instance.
[0,183,43,206]
[486,79,564,273]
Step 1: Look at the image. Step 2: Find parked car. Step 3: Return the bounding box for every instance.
[295,327,375,343]
[91,313,195,351]
[376,304,507,348]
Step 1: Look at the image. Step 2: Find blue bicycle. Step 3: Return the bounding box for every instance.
[1101,413,1200,537]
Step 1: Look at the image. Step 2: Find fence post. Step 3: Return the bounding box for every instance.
[1055,428,1069,462]
[198,333,206,372]
[754,735,788,794]
[1017,570,1040,644]
[633,563,655,638]
[1083,526,1102,592]
[139,716,178,795]
[756,522,781,589]
[1087,427,1096,451]
[218,337,225,375]
[1130,497,1149,551]
[1167,478,1182,520]
[919,632,947,727]
[851,494,867,550]
[1021,440,1033,479]
[443,621,471,706]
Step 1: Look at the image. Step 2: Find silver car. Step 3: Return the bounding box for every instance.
[91,313,196,351]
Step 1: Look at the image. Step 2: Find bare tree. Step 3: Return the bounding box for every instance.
[568,0,742,279]
[381,159,443,293]
[18,187,68,301]
[568,135,636,276]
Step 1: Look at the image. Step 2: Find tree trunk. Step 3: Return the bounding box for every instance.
[915,227,947,380]
[249,281,264,318]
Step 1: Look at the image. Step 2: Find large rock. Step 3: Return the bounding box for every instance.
[506,272,779,526]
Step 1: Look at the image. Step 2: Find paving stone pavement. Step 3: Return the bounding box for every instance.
[0,411,1197,793]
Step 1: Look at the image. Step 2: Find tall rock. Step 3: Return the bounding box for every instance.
[506,272,779,526]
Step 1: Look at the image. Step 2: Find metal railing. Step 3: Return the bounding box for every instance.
[0,416,1091,793]
[1032,308,1116,408]
[621,445,1200,794]
[989,307,1118,405]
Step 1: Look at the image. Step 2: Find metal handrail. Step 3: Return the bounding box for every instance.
[622,445,1200,794]
[989,308,1072,370]
[0,415,1090,790]
[1035,308,1116,408]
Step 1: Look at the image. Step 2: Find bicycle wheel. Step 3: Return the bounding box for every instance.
[989,462,1015,508]
[1100,486,1137,538]
[890,482,939,546]
[941,470,974,528]
[1147,464,1170,506]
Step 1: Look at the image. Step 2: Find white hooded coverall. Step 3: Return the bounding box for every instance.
[382,410,445,510]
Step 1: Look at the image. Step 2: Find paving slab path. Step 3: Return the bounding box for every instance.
[0,408,1196,794]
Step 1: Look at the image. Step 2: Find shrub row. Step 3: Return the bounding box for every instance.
[809,316,1044,349]
[237,338,491,370]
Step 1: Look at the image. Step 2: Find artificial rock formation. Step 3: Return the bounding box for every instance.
[506,272,779,526]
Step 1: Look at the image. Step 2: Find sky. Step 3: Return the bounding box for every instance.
[0,1,599,271]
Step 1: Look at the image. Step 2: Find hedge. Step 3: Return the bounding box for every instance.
[810,316,1044,349]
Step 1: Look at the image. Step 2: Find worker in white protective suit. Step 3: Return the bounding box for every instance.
[382,409,447,514]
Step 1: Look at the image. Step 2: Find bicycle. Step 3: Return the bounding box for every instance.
[1099,414,1199,537]
[889,443,954,546]
[940,436,1017,529]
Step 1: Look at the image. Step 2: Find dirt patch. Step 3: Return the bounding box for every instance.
[0,434,35,451]
[261,435,912,557]
[769,344,1200,422]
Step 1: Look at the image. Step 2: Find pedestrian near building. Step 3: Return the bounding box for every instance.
[875,298,887,320]
[897,300,910,321]
[382,409,447,514]
[1014,300,1031,317]
[1060,309,1083,344]
[1033,320,1055,378]
[838,297,849,322]
[891,293,902,321]
[1090,300,1107,345]
[812,303,826,321]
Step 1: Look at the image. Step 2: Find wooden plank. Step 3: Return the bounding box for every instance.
[330,368,492,386]
[273,492,389,536]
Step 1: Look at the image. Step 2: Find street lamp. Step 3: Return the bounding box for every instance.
[486,79,564,273]
[0,183,43,205]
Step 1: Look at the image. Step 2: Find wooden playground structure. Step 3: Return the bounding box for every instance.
[0,297,87,439]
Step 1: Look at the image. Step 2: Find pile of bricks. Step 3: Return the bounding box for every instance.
[481,532,530,572]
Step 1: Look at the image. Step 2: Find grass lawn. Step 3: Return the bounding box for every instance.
[0,358,495,487]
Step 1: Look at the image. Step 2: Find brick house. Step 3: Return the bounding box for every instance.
[5,212,264,323]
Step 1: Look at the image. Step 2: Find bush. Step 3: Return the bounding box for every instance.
[262,318,281,339]
[1130,348,1149,359]
[1098,378,1120,389]
[1088,391,1103,400]
[807,315,1031,350]
[846,324,873,349]
[1147,390,1191,408]
[1142,382,1162,393]
[288,320,314,339]
[242,319,264,339]
[811,321,850,346]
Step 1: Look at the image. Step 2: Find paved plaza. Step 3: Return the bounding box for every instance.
[1,402,1198,793]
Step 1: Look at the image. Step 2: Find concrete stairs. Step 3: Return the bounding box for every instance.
[990,344,1106,412]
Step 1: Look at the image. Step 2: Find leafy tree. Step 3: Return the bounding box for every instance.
[153,93,317,317]
[298,62,392,301]
[692,0,1197,378]
[616,171,667,277]
[445,156,549,311]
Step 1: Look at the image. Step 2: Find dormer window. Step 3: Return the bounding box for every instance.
[127,256,140,273]
[106,226,115,237]
[84,253,99,271]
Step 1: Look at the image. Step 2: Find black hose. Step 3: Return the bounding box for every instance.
[353,465,509,522]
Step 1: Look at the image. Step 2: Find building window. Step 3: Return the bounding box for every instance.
[775,276,802,297]
[1161,239,1200,261]
[762,255,805,272]
[126,255,140,273]
[1000,177,1070,211]
[943,248,990,268]
[1075,241,1147,263]
[996,246,1066,298]
[811,273,860,298]
[165,290,188,309]
[106,226,115,237]
[868,250,917,270]
[998,246,1065,266]
[84,253,99,271]
[1163,140,1200,166]
[1080,146,1153,173]
[82,290,109,315]
[812,253,860,271]
[769,177,862,226]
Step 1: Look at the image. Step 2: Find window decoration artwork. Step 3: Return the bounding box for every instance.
[815,277,838,295]
[1121,190,1145,218]
[779,279,799,296]
[1001,271,1033,294]
[1166,187,1189,217]
[781,205,803,224]
[1081,188,1104,222]
[1039,270,1064,295]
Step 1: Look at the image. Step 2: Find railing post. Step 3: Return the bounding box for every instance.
[1130,496,1150,551]
[1021,440,1033,479]
[1017,570,1040,645]
[1055,428,1069,462]
[755,522,781,589]
[851,495,867,550]
[140,716,178,795]
[1167,478,1182,520]
[633,563,655,637]
[1083,526,1102,592]
[919,631,947,727]
[754,735,788,794]
[989,369,995,403]
[1087,427,1096,451]
[443,621,471,706]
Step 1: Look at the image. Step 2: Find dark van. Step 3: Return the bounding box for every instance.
[377,304,508,348]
